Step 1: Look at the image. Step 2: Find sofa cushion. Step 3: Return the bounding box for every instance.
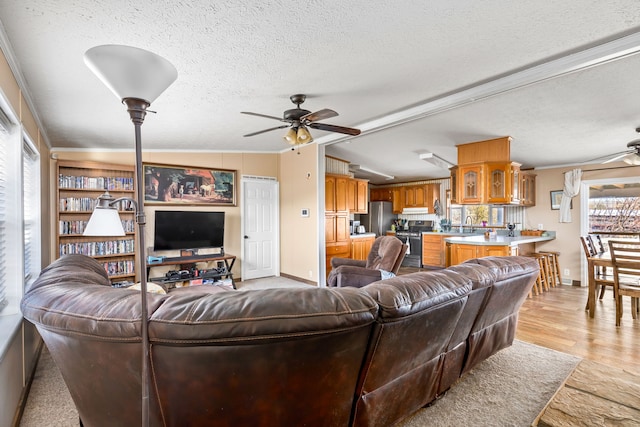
[149,286,378,341]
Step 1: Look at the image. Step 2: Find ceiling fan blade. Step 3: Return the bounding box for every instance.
[243,124,290,137]
[301,108,338,123]
[603,151,633,163]
[582,150,630,164]
[241,111,287,122]
[309,122,361,136]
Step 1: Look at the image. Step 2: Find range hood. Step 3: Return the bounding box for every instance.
[401,207,429,214]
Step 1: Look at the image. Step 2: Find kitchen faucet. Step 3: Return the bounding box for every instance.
[465,216,474,232]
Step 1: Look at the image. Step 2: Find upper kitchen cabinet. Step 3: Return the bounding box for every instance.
[403,183,441,210]
[348,178,369,213]
[520,171,537,206]
[370,187,392,202]
[391,187,403,214]
[325,174,349,212]
[451,136,535,206]
[458,164,484,204]
[449,166,459,204]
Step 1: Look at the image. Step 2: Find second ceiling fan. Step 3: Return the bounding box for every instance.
[242,94,361,145]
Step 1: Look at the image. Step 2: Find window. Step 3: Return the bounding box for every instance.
[450,204,504,228]
[0,118,7,312]
[23,136,41,289]
[584,178,640,246]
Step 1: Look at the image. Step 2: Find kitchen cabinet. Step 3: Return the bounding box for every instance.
[391,187,403,214]
[402,183,441,210]
[351,235,375,260]
[404,185,426,207]
[449,166,459,204]
[446,243,516,266]
[370,187,392,202]
[485,162,508,204]
[459,164,484,204]
[348,178,369,213]
[325,213,350,275]
[453,162,526,205]
[422,234,448,268]
[520,172,536,206]
[325,174,348,212]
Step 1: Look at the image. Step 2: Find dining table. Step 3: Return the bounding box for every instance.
[586,252,613,318]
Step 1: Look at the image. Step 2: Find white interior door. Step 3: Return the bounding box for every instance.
[242,176,279,280]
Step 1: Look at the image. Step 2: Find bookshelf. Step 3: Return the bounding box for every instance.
[56,160,137,282]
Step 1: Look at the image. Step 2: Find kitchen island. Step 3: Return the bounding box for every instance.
[444,233,556,266]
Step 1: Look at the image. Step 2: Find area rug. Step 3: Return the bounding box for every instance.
[398,340,581,427]
[21,339,579,427]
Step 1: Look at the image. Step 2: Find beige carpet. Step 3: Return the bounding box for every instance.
[397,340,580,427]
[20,275,581,426]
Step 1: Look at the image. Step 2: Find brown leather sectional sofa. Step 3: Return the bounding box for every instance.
[21,254,538,427]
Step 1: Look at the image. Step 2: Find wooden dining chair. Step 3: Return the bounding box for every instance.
[609,240,640,326]
[593,234,607,254]
[608,240,640,327]
[580,236,614,305]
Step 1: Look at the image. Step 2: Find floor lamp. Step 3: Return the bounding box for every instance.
[83,44,177,426]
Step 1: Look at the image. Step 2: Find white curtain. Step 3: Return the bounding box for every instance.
[559,168,582,223]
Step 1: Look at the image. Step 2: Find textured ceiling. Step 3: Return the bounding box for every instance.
[1,1,640,183]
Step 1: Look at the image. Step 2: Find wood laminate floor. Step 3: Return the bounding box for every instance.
[516,283,640,375]
[398,266,640,375]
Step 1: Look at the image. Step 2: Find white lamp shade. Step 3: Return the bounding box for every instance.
[84,45,177,103]
[84,207,126,236]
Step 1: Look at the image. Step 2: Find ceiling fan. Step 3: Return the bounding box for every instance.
[596,128,640,165]
[242,94,361,145]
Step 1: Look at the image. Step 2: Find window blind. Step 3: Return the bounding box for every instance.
[22,139,39,288]
[0,123,7,312]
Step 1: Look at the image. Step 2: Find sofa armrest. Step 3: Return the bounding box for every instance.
[330,265,383,288]
[331,257,367,269]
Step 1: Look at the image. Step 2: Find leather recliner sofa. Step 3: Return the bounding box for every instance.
[21,254,538,427]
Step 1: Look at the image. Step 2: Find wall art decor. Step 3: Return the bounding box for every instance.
[143,163,236,206]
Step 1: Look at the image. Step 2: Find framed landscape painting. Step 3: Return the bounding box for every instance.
[143,163,236,206]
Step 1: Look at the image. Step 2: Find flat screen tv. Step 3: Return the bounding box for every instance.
[153,210,224,252]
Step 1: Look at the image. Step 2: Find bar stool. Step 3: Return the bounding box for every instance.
[527,253,550,293]
[539,251,561,287]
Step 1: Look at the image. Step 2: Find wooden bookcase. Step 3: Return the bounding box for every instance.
[56,160,137,283]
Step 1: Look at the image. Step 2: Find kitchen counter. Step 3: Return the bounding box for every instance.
[422,231,477,237]
[350,232,376,239]
[444,233,555,246]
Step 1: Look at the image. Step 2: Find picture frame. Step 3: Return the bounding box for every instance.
[143,163,236,206]
[550,190,571,210]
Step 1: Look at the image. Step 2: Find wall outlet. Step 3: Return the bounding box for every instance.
[308,270,313,278]
[538,223,544,230]
[563,269,570,276]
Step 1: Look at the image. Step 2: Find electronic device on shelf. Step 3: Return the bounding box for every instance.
[147,255,165,264]
[201,266,227,278]
[165,270,193,280]
[153,210,225,252]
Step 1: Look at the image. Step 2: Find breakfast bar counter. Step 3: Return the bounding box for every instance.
[444,234,555,246]
[444,233,555,266]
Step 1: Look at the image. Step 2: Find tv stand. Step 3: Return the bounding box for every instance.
[147,253,236,288]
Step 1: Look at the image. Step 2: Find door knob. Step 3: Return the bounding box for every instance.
[244,235,249,239]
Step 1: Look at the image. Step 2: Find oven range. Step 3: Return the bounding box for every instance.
[395,220,433,268]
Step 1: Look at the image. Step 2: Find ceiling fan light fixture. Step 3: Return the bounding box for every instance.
[297,126,313,144]
[623,154,640,165]
[284,127,298,145]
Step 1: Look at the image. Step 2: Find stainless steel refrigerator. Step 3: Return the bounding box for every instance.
[361,201,396,236]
